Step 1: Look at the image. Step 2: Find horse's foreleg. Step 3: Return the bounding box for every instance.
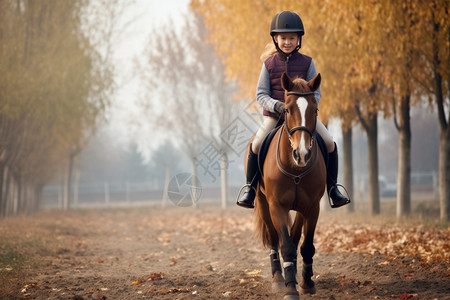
[269,248,284,291]
[256,194,284,290]
[299,207,319,294]
[280,226,299,300]
[290,212,304,273]
[270,206,299,300]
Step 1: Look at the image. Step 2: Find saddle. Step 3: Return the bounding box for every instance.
[257,124,329,177]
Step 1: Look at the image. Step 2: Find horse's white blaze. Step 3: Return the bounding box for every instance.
[297,97,309,162]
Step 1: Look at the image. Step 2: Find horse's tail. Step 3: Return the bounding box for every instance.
[254,189,274,248]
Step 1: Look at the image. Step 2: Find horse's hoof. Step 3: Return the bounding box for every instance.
[300,285,316,294]
[272,281,285,291]
[283,284,299,300]
[300,281,316,294]
[283,293,299,300]
[272,271,285,291]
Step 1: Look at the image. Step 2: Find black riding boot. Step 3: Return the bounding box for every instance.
[236,147,260,209]
[327,143,351,208]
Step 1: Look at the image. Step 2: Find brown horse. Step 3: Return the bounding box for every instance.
[248,72,326,300]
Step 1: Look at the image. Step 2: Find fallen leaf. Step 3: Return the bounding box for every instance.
[245,269,262,276]
[170,257,177,265]
[398,293,418,300]
[97,259,104,264]
[378,261,390,265]
[148,272,164,281]
[222,291,232,297]
[362,280,373,286]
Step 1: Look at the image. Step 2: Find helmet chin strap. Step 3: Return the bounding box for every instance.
[272,36,302,77]
[272,36,302,57]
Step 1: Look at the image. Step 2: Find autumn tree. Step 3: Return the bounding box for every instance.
[413,0,449,221]
[184,13,240,208]
[0,0,115,217]
[192,0,447,218]
[368,1,423,217]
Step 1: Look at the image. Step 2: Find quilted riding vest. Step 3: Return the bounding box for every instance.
[263,51,312,118]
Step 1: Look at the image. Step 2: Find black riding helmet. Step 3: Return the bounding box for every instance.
[270,11,304,54]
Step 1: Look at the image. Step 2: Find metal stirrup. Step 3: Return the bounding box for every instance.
[327,183,351,207]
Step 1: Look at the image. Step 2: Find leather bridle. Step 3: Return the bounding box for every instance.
[284,91,317,143]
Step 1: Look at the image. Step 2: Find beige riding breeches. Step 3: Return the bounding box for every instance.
[251,116,335,154]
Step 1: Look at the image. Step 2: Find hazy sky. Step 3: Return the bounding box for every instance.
[106,0,190,156]
[103,0,343,162]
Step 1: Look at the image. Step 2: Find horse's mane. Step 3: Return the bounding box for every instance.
[291,77,311,93]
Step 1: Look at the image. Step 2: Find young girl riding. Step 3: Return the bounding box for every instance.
[237,11,351,209]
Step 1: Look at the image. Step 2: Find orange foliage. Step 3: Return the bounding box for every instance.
[191,0,448,129]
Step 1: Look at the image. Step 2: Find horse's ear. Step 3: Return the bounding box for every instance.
[281,72,294,91]
[307,73,321,92]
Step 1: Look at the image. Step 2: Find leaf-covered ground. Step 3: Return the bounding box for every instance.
[0,204,449,299]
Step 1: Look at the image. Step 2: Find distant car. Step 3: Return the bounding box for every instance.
[379,175,397,197]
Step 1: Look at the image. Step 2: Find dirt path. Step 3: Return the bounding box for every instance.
[0,205,449,299]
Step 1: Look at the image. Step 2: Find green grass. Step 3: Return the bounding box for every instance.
[0,237,47,298]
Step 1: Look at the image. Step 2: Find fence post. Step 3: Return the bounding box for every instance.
[126,181,130,203]
[73,168,79,207]
[104,181,110,204]
[432,171,438,200]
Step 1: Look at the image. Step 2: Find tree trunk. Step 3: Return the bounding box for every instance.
[439,128,450,221]
[366,115,380,215]
[58,178,63,209]
[15,177,21,215]
[430,0,450,222]
[342,126,354,213]
[0,165,5,218]
[63,154,75,210]
[190,158,198,208]
[355,106,380,215]
[3,167,11,217]
[220,152,228,209]
[396,95,411,217]
[34,187,42,212]
[63,164,70,210]
[161,166,170,208]
[10,175,17,215]
[73,167,80,207]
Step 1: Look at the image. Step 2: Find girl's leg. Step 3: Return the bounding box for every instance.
[316,119,351,208]
[237,117,278,208]
[315,120,335,153]
[251,117,279,153]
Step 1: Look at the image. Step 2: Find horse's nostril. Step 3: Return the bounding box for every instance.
[305,150,311,162]
[293,150,298,160]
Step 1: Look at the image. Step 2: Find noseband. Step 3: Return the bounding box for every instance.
[285,91,316,140]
